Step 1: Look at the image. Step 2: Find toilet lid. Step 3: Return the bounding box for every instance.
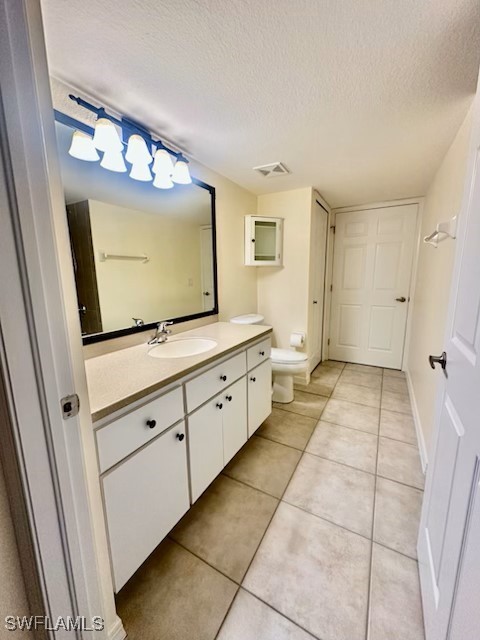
[230,314,265,324]
[271,348,308,364]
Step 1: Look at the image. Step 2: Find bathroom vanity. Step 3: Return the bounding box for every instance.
[86,322,272,592]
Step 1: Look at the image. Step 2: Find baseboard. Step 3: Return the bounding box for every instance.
[108,616,126,640]
[405,369,429,474]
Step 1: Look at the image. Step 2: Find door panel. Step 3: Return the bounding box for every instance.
[418,90,480,639]
[222,377,247,464]
[330,204,417,368]
[248,360,272,437]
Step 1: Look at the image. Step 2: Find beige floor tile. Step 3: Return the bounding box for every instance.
[322,398,379,434]
[345,362,382,375]
[377,437,424,489]
[369,544,425,640]
[319,360,346,370]
[310,366,342,385]
[243,502,371,640]
[374,477,423,559]
[294,378,335,397]
[380,409,417,445]
[217,589,315,640]
[274,390,328,419]
[383,368,406,379]
[339,369,383,389]
[306,421,378,473]
[333,381,381,408]
[382,375,409,395]
[381,390,412,415]
[171,475,277,582]
[116,538,237,640]
[257,408,317,450]
[224,436,301,498]
[284,453,375,537]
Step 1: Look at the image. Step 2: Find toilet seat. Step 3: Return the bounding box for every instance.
[270,347,308,365]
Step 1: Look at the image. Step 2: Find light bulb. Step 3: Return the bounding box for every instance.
[171,158,192,184]
[152,148,174,176]
[125,134,153,165]
[100,149,127,173]
[68,130,100,161]
[93,118,123,153]
[153,172,174,189]
[130,162,153,181]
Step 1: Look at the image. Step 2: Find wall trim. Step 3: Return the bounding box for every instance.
[405,369,429,474]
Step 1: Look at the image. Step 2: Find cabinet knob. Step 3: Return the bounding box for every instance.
[226,395,233,402]
[216,402,223,410]
[250,377,256,382]
[176,433,185,441]
[259,350,265,356]
[146,419,157,429]
[220,375,227,382]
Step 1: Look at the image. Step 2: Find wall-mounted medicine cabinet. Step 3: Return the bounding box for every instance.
[245,215,283,266]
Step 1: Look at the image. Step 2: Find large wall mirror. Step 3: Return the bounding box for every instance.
[54,113,218,344]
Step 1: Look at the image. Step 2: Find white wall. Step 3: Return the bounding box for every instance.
[407,105,473,456]
[257,187,313,351]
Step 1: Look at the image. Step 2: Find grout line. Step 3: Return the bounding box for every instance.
[167,536,242,585]
[301,448,377,477]
[319,417,379,437]
[376,472,424,492]
[373,539,419,563]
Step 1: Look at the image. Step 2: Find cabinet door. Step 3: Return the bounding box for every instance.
[245,216,283,266]
[222,377,247,464]
[102,422,189,592]
[248,360,272,436]
[188,397,224,502]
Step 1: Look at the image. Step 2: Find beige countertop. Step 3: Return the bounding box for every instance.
[85,322,272,422]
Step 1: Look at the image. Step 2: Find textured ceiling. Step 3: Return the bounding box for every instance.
[41,0,480,207]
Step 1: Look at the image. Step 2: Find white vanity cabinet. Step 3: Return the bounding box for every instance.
[245,215,283,266]
[248,360,272,437]
[102,422,189,592]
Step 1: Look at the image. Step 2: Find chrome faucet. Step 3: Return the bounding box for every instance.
[148,321,173,345]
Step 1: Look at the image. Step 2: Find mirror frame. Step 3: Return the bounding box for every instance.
[54,110,219,345]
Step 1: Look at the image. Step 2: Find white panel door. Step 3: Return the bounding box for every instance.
[330,204,417,368]
[418,87,480,640]
[200,226,214,311]
[310,201,329,370]
[102,422,189,592]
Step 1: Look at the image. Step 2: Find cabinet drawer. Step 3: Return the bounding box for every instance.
[185,351,246,412]
[96,386,184,473]
[247,337,271,371]
[103,422,189,592]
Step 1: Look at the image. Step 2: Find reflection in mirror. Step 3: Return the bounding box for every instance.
[54,116,217,342]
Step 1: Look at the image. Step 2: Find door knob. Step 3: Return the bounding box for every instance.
[395,297,407,302]
[429,351,447,371]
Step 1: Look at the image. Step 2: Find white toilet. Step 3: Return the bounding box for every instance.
[230,314,308,403]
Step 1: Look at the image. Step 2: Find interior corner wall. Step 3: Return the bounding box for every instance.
[256,187,313,350]
[407,103,474,456]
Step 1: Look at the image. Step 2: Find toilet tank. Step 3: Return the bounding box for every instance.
[230,314,265,325]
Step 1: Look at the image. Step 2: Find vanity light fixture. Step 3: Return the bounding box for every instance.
[68,94,192,188]
[68,130,100,161]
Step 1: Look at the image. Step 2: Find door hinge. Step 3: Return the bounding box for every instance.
[330,225,336,234]
[327,338,330,346]
[61,394,80,419]
[330,284,333,292]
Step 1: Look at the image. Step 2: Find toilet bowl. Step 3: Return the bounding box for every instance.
[230,314,308,403]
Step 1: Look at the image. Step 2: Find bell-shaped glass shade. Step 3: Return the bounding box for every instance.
[153,172,174,189]
[68,130,100,161]
[171,159,192,184]
[93,118,123,153]
[130,162,153,182]
[125,134,153,165]
[100,149,127,173]
[152,149,174,176]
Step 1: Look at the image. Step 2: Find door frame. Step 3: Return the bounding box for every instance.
[329,197,424,370]
[309,197,330,370]
[0,1,123,637]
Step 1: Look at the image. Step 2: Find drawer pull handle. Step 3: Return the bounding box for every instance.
[216,402,223,410]
[146,419,157,429]
[176,433,185,441]
[220,375,227,382]
[259,350,265,356]
[250,377,256,382]
[226,395,233,402]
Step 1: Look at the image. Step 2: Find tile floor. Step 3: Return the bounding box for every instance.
[116,361,426,640]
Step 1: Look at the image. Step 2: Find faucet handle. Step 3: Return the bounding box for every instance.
[158,320,173,332]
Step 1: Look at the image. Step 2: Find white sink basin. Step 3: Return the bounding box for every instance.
[148,337,218,359]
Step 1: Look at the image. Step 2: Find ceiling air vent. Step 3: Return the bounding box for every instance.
[253,162,290,178]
